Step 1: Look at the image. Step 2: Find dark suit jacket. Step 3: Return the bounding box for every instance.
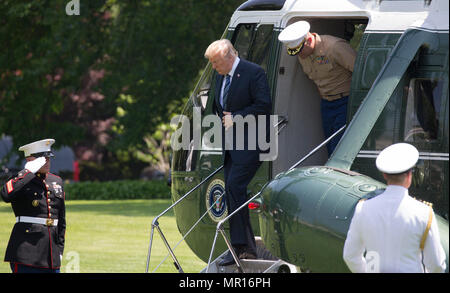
[212,59,272,165]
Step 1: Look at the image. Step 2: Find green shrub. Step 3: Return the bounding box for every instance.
[64,180,170,200]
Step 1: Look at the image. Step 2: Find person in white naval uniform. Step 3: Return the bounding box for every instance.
[343,143,447,273]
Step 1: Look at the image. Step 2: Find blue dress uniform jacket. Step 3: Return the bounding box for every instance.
[1,169,66,269]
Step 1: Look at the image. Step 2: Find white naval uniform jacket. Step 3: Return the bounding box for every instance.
[343,185,447,273]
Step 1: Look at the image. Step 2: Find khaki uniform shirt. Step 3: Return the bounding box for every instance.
[298,34,356,100]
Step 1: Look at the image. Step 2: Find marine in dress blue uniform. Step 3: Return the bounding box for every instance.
[343,143,447,273]
[1,139,66,273]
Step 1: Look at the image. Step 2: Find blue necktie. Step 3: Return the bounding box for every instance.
[222,74,231,109]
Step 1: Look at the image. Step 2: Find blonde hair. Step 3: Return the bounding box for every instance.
[204,39,238,59]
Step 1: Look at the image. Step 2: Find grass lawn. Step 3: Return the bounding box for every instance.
[0,199,206,273]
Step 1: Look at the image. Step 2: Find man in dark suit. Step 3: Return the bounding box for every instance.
[204,39,272,266]
[1,139,66,273]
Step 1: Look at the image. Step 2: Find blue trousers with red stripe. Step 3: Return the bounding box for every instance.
[10,263,60,273]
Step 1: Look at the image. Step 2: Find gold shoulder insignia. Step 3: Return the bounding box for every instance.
[413,197,433,207]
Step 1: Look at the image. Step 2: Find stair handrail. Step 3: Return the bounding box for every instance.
[145,115,289,272]
[145,165,223,273]
[206,124,346,272]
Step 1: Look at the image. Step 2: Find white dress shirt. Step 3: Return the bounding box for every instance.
[220,57,240,107]
[343,185,447,273]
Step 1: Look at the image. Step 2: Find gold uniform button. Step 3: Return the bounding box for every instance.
[32,200,39,207]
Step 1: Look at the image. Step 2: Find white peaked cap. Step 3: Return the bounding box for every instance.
[376,143,419,174]
[278,21,310,49]
[18,139,55,157]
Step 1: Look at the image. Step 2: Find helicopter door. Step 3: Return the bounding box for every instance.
[209,22,278,230]
[272,18,368,176]
[229,23,277,185]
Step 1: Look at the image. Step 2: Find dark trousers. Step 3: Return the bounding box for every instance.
[320,96,348,156]
[223,152,261,254]
[10,262,60,273]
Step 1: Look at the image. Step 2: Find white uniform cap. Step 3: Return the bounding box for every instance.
[278,21,310,49]
[376,143,419,174]
[18,139,55,158]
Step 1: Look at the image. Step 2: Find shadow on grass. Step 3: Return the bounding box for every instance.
[1,200,175,218]
[66,199,175,218]
[0,205,11,213]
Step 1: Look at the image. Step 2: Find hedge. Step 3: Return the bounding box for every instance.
[64,180,171,200]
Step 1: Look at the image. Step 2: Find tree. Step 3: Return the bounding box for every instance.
[103,0,243,150]
[135,123,174,176]
[0,0,244,178]
[0,0,113,162]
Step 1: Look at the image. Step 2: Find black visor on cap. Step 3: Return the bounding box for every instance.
[287,41,305,56]
[29,151,54,158]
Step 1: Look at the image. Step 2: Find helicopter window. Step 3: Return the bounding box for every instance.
[232,23,256,60]
[192,64,214,113]
[231,23,275,74]
[172,98,199,172]
[247,24,275,72]
[361,48,391,90]
[403,78,443,142]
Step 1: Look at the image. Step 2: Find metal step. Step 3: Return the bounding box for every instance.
[200,250,299,273]
[201,237,299,273]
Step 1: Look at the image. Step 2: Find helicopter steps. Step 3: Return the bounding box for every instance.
[200,237,299,273]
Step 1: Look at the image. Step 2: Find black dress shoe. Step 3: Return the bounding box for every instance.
[218,251,236,266]
[218,247,257,266]
[238,249,257,260]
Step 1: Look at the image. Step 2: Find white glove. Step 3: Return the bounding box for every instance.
[24,157,46,174]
